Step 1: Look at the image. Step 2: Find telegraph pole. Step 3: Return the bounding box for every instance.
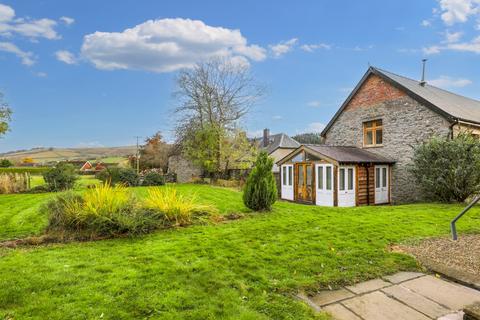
[134,136,141,174]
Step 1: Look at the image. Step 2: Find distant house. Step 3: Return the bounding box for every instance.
[256,128,300,173]
[79,161,94,172]
[278,66,480,207]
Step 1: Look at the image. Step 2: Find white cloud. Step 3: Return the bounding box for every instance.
[300,43,331,52]
[429,75,473,88]
[0,41,35,65]
[438,0,480,25]
[80,18,266,73]
[35,71,47,77]
[447,35,480,52]
[55,50,77,64]
[269,38,298,57]
[353,45,374,51]
[305,122,326,133]
[444,30,463,42]
[423,36,480,54]
[0,4,14,22]
[272,115,282,120]
[60,16,75,25]
[423,45,442,54]
[0,3,59,40]
[307,100,321,107]
[421,19,432,27]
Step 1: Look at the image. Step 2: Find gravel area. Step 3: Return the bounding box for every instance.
[395,235,480,279]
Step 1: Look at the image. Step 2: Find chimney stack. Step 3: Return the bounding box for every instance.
[263,128,270,147]
[420,59,427,86]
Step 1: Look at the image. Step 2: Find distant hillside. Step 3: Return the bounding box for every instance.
[0,146,137,164]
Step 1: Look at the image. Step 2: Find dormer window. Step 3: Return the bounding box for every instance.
[363,119,383,147]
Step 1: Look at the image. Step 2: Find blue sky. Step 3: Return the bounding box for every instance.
[1,0,480,152]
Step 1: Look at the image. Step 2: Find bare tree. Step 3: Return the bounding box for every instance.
[173,58,264,178]
[0,93,12,138]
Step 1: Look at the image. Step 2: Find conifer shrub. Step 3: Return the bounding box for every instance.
[243,151,277,211]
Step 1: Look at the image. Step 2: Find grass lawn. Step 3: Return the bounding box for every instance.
[0,185,479,319]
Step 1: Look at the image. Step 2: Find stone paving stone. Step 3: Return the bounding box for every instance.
[383,272,425,284]
[402,275,480,311]
[323,303,362,320]
[342,291,431,320]
[345,278,390,295]
[310,288,355,306]
[382,284,449,318]
[437,312,465,320]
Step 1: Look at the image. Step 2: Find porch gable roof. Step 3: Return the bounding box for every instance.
[276,144,395,166]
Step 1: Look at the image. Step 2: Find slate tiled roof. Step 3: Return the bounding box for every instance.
[305,144,395,164]
[277,144,395,165]
[259,133,300,154]
[375,68,480,124]
[322,66,480,136]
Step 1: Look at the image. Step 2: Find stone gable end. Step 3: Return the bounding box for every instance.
[345,74,406,111]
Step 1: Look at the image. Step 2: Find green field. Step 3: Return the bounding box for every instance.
[0,185,479,319]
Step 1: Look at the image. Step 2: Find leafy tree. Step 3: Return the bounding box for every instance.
[243,151,277,211]
[292,132,323,144]
[43,163,78,191]
[0,159,13,167]
[0,93,12,138]
[410,133,480,202]
[174,58,264,178]
[138,132,171,172]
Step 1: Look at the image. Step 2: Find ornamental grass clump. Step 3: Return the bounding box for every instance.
[143,187,217,226]
[44,184,158,237]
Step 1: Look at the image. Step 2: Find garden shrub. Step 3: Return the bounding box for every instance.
[43,163,77,191]
[0,173,28,194]
[141,170,165,186]
[410,133,480,202]
[0,159,13,167]
[44,184,159,237]
[43,184,217,238]
[96,167,139,186]
[243,151,277,211]
[143,187,217,226]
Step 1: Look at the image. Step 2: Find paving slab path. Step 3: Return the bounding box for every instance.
[299,272,480,320]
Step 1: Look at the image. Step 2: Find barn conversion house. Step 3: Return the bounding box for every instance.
[278,66,480,206]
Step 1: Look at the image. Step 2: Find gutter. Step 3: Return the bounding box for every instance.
[449,119,459,139]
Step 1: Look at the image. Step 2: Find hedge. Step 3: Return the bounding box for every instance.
[0,167,50,175]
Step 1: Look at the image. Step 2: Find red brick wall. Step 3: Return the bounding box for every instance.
[345,74,406,111]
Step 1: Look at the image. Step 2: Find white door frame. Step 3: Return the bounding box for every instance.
[375,165,389,204]
[338,166,356,207]
[315,164,334,206]
[281,164,294,200]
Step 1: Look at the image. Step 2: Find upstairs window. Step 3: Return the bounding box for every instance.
[363,119,383,147]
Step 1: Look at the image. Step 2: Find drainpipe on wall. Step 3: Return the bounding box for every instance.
[449,119,459,139]
[366,164,370,205]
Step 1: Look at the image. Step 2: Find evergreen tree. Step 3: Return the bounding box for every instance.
[243,151,277,211]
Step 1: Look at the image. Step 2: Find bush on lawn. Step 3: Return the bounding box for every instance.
[0,159,13,167]
[141,170,165,186]
[45,184,159,237]
[243,151,277,211]
[0,173,29,194]
[43,163,78,191]
[96,167,139,186]
[410,133,480,202]
[143,187,217,226]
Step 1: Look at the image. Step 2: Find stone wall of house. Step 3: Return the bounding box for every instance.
[324,74,451,203]
[167,155,202,183]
